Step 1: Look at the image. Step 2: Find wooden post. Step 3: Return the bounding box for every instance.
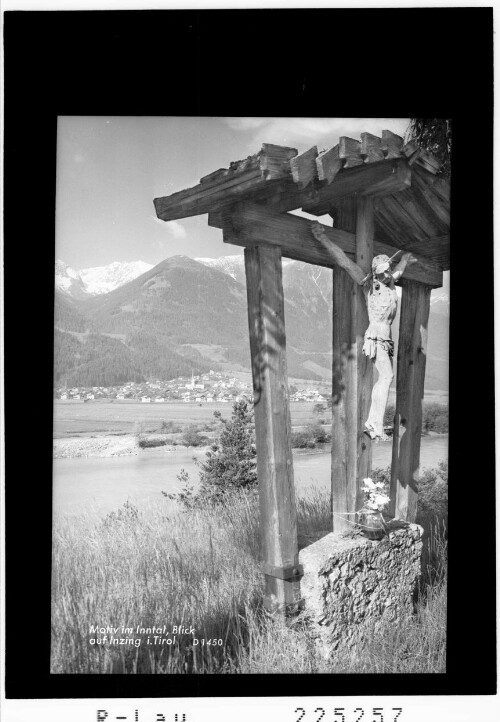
[244,245,301,614]
[389,280,432,521]
[331,198,374,532]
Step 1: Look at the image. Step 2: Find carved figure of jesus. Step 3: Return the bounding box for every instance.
[311,222,417,441]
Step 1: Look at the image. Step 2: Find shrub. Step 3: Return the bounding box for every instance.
[370,462,448,529]
[138,437,170,449]
[383,403,395,427]
[101,500,139,529]
[165,400,257,508]
[416,460,448,526]
[313,402,327,416]
[291,424,331,448]
[309,423,330,443]
[383,403,448,434]
[292,430,317,448]
[422,404,449,433]
[182,426,209,447]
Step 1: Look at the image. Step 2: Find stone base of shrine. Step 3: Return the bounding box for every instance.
[298,525,423,655]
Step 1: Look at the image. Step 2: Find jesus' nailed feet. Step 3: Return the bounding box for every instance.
[364,423,390,442]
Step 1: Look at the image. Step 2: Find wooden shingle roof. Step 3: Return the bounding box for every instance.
[154,130,450,272]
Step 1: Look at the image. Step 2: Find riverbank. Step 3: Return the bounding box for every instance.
[54,434,180,459]
[54,431,447,460]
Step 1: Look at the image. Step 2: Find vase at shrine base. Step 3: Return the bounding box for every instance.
[358,510,386,540]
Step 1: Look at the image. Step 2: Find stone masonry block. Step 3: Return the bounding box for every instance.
[299,525,423,652]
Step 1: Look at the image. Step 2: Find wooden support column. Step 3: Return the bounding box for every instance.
[389,280,432,521]
[244,245,300,614]
[331,198,374,532]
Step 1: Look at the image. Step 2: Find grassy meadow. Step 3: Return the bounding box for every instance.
[51,482,447,674]
[53,398,448,440]
[52,397,448,673]
[53,400,327,438]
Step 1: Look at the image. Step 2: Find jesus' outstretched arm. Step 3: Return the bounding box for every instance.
[311,222,366,286]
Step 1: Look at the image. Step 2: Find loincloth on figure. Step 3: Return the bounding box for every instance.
[362,329,394,359]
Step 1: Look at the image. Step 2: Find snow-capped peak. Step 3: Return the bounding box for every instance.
[195,255,246,281]
[78,260,153,295]
[55,260,88,299]
[55,259,154,298]
[196,254,294,283]
[430,290,450,305]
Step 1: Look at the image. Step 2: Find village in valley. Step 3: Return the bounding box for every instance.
[54,369,331,406]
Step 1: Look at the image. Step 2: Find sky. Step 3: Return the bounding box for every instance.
[55,116,410,270]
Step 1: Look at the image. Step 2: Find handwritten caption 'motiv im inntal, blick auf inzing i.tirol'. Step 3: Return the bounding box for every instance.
[89,625,223,648]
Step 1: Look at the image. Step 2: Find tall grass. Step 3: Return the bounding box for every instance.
[51,484,447,674]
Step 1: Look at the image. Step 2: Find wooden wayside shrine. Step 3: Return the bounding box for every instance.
[154,131,450,614]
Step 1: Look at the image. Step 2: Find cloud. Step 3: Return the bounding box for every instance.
[164,220,187,239]
[225,117,270,132]
[224,117,410,154]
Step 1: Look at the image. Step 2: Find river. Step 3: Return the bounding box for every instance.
[52,435,448,518]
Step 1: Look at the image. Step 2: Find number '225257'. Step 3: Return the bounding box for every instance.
[294,708,403,722]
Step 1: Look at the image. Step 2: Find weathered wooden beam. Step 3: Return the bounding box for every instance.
[413,164,450,204]
[290,145,318,189]
[414,151,441,174]
[157,154,413,223]
[402,143,442,175]
[361,132,384,163]
[316,144,343,184]
[402,140,420,161]
[381,129,404,159]
[331,198,374,533]
[354,197,374,505]
[389,281,432,522]
[331,196,357,233]
[154,143,297,221]
[408,237,450,269]
[221,203,443,287]
[331,265,355,534]
[222,204,354,264]
[244,245,300,614]
[259,143,299,178]
[357,159,413,199]
[393,189,444,239]
[375,213,450,269]
[155,168,264,221]
[339,136,364,167]
[301,158,412,216]
[377,194,430,242]
[411,166,450,228]
[207,210,225,229]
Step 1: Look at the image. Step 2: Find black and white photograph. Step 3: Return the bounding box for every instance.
[51,115,450,675]
[2,6,496,720]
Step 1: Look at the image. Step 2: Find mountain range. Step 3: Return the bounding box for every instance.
[56,259,153,298]
[54,255,449,391]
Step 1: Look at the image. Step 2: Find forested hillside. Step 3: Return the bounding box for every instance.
[54,255,449,390]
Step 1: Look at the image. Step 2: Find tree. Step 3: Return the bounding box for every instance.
[197,400,257,498]
[182,425,208,447]
[314,398,332,415]
[164,400,257,508]
[313,402,327,416]
[405,118,452,177]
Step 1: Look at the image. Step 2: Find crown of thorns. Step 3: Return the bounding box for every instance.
[372,255,391,273]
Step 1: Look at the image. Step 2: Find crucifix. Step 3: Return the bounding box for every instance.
[312,222,417,441]
[154,134,448,612]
